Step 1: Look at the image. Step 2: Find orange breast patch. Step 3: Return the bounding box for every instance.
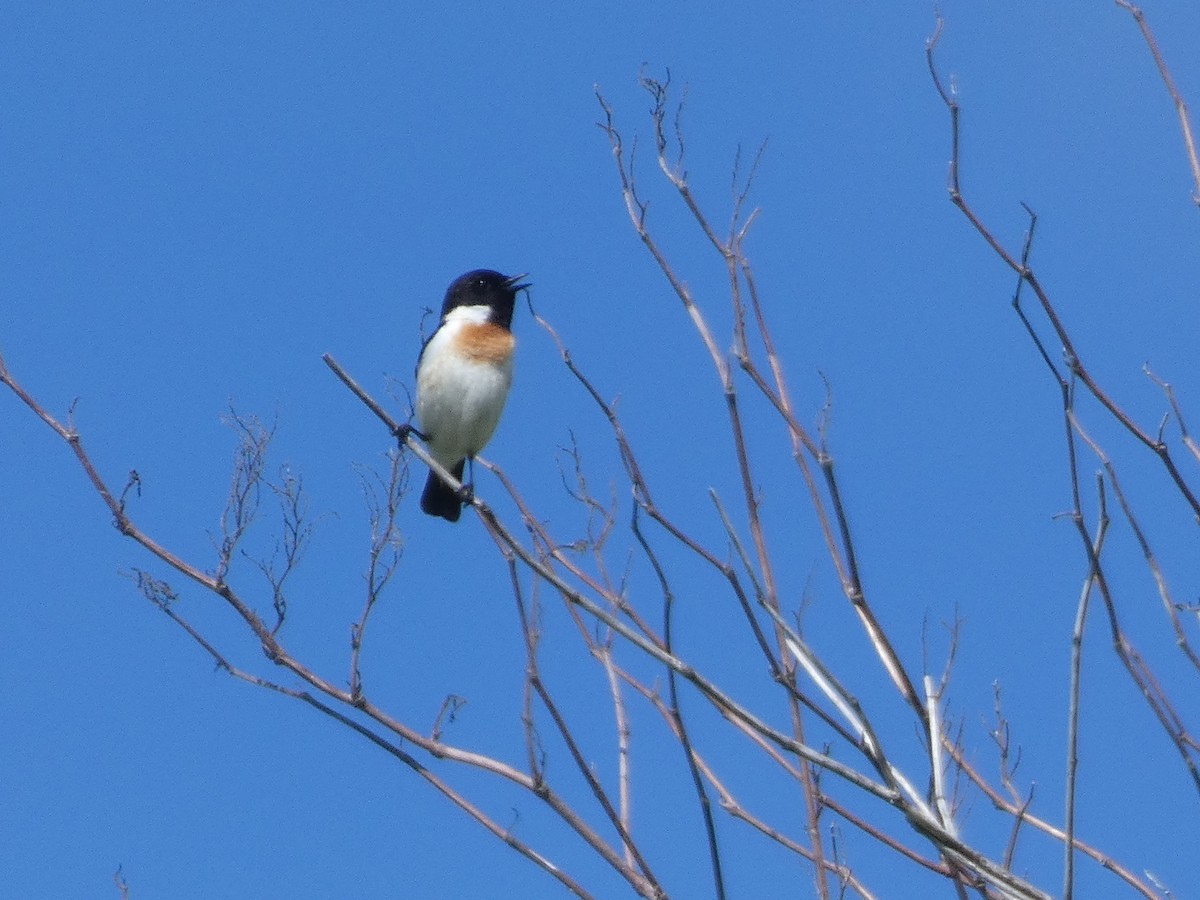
[453,322,515,364]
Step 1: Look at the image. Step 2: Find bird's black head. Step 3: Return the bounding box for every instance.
[440,269,530,329]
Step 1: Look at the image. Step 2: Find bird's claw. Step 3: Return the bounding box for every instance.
[394,422,425,444]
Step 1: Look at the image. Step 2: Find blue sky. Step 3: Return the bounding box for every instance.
[2,3,1199,898]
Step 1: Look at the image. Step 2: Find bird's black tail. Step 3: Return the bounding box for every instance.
[421,460,467,522]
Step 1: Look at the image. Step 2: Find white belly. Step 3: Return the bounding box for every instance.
[416,325,513,466]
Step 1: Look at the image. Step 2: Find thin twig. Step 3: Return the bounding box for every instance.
[927,17,1200,518]
[631,503,727,899]
[1115,0,1200,205]
[350,449,407,699]
[1064,474,1109,900]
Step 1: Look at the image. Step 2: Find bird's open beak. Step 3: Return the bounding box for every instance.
[505,273,531,292]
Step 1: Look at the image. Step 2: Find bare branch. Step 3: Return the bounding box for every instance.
[927,19,1200,518]
[1115,0,1200,205]
[350,449,407,699]
[1064,474,1109,900]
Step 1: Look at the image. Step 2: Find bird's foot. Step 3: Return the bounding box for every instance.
[394,422,425,443]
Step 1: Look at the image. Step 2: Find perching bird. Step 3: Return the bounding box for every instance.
[415,269,529,521]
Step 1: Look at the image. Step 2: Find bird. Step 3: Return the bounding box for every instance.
[414,269,529,522]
